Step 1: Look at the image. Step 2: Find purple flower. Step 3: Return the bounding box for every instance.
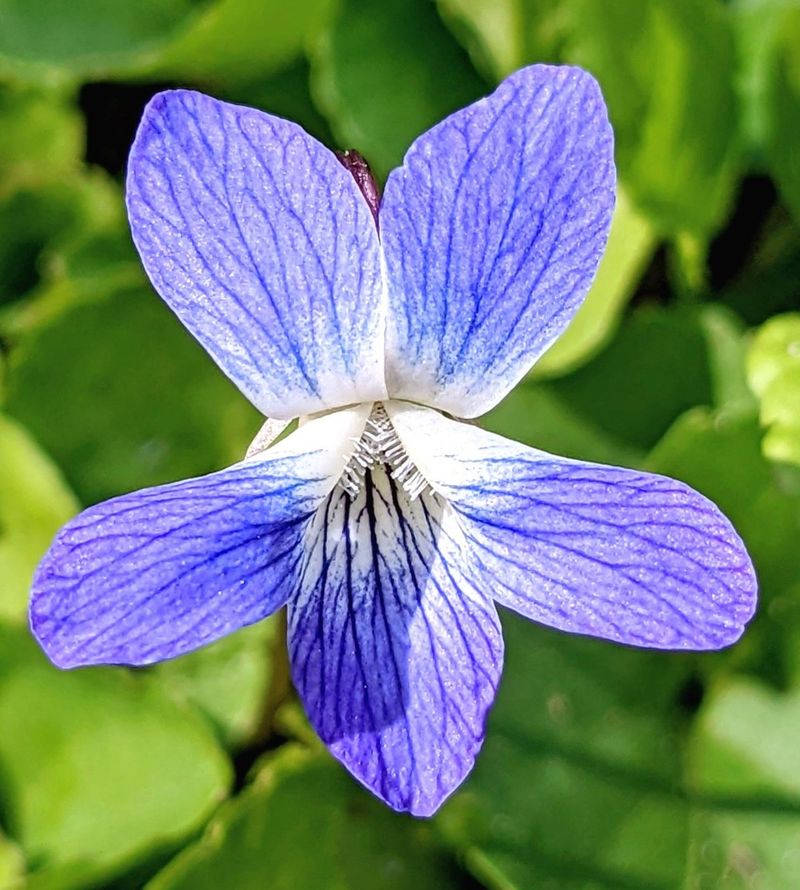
[30,65,757,816]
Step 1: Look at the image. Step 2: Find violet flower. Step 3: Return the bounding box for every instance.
[30,65,757,816]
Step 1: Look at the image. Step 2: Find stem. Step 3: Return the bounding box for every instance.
[250,608,291,745]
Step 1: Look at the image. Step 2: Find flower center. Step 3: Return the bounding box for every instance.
[340,403,430,500]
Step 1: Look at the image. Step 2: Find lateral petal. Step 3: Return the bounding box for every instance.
[30,407,370,667]
[380,65,615,418]
[127,90,387,419]
[288,467,503,816]
[388,403,757,650]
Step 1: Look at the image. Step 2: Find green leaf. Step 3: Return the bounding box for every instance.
[567,0,739,236]
[0,86,82,192]
[684,679,800,888]
[311,0,487,179]
[747,312,800,397]
[686,806,800,890]
[0,173,123,312]
[484,380,643,468]
[436,593,798,890]
[729,0,800,232]
[0,831,25,889]
[146,0,335,87]
[439,0,740,235]
[436,0,568,80]
[747,312,800,466]
[544,305,716,453]
[488,304,740,465]
[716,216,800,328]
[0,413,78,624]
[438,615,692,889]
[0,0,211,81]
[149,745,460,890]
[699,305,757,418]
[154,621,275,748]
[689,680,800,800]
[0,625,231,886]
[730,0,800,156]
[534,186,656,377]
[763,8,800,219]
[5,286,261,505]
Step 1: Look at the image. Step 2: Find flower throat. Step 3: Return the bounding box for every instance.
[340,403,430,501]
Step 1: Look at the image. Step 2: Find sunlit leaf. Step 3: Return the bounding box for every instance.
[568,0,739,236]
[154,621,275,748]
[436,0,567,79]
[146,0,335,86]
[0,86,82,193]
[685,679,800,888]
[150,745,460,890]
[730,0,800,155]
[0,625,231,887]
[747,312,800,466]
[0,831,25,888]
[699,305,757,417]
[690,680,800,799]
[438,0,740,235]
[0,413,78,624]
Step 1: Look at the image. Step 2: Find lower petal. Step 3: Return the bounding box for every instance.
[389,403,757,650]
[288,466,503,816]
[31,407,369,667]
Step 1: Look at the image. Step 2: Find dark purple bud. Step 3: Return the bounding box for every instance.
[336,149,380,228]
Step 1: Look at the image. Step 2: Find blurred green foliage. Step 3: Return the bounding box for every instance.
[0,0,799,887]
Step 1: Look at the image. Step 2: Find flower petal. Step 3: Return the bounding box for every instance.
[288,467,503,816]
[127,90,387,419]
[31,407,370,668]
[388,403,758,649]
[380,65,615,418]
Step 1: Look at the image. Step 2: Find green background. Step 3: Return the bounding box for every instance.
[1,0,800,886]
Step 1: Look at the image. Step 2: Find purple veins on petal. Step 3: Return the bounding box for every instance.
[388,403,758,651]
[29,408,371,668]
[380,64,616,418]
[31,465,309,668]
[26,55,761,825]
[288,466,503,816]
[126,89,387,420]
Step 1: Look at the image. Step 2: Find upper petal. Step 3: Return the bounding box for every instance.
[126,90,387,419]
[288,466,503,816]
[30,407,370,668]
[380,65,615,418]
[389,404,757,650]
